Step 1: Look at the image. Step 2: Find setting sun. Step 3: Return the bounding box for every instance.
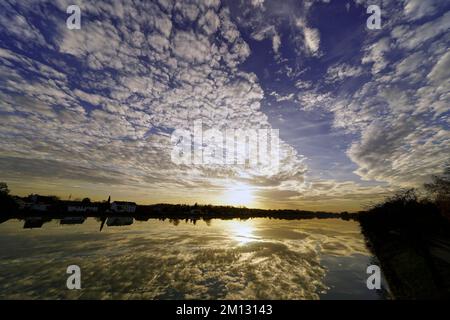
[225,184,254,207]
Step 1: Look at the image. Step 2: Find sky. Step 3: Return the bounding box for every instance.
[0,0,449,212]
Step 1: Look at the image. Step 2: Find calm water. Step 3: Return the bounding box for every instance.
[0,217,387,299]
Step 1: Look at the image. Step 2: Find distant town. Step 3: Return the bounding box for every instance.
[14,194,138,215]
[4,192,359,218]
[0,182,359,230]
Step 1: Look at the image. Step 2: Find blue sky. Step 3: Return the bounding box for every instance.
[0,0,449,211]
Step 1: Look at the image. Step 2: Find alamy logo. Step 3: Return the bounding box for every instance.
[366,265,381,290]
[66,5,81,30]
[66,265,81,290]
[366,5,381,30]
[171,120,280,173]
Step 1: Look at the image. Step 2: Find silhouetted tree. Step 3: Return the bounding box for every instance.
[388,188,418,204]
[425,165,450,220]
[0,182,10,195]
[0,182,17,214]
[82,197,91,204]
[370,188,419,213]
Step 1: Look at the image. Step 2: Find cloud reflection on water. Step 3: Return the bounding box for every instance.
[0,218,375,299]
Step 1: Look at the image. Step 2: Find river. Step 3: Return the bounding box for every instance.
[0,217,388,299]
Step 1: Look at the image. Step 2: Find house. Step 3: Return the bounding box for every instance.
[111,201,137,213]
[29,195,59,204]
[67,204,98,213]
[26,194,58,212]
[31,203,51,212]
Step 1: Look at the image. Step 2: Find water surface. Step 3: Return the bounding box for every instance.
[0,218,386,299]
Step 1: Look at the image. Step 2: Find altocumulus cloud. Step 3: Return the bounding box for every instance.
[0,0,448,210]
[295,0,449,187]
[0,0,307,203]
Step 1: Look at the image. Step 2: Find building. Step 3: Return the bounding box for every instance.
[67,205,98,213]
[30,203,51,212]
[26,194,59,212]
[29,195,59,204]
[111,201,137,213]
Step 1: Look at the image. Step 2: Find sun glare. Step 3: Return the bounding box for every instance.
[225,183,254,207]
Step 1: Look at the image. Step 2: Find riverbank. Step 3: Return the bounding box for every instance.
[1,203,359,221]
[359,200,450,299]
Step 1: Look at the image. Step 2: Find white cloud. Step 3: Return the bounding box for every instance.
[251,0,265,8]
[198,9,220,35]
[303,27,321,56]
[393,11,450,50]
[272,33,281,53]
[427,51,450,83]
[362,37,391,75]
[326,64,364,82]
[403,0,441,21]
[298,92,332,111]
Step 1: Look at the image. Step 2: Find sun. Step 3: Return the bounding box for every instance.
[225,183,254,207]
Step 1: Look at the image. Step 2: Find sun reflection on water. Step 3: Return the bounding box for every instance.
[221,220,258,244]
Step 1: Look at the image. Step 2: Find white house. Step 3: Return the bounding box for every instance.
[111,201,137,213]
[31,203,51,212]
[67,205,98,213]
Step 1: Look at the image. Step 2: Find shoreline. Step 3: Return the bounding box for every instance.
[1,209,360,222]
